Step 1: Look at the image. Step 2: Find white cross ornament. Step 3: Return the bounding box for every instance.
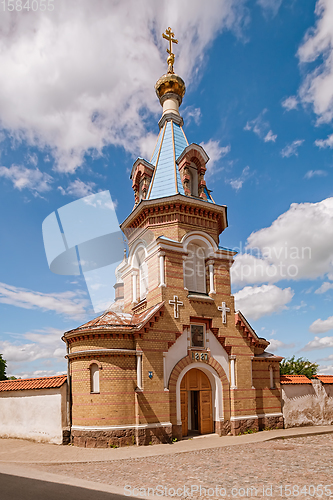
[169,295,184,319]
[218,301,230,324]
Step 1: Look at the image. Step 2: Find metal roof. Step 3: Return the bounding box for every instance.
[148,120,187,200]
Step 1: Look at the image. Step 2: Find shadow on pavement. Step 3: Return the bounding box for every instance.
[0,473,131,500]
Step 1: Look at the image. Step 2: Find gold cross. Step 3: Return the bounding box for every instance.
[162,27,178,57]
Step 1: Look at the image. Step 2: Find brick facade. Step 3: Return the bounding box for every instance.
[62,63,283,448]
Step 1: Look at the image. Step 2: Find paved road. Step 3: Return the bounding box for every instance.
[32,434,333,499]
[1,428,333,499]
[0,472,129,500]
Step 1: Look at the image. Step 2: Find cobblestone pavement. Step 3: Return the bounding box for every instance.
[30,434,333,500]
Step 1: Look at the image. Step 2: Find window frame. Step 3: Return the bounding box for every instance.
[184,243,206,294]
[190,323,206,350]
[90,362,100,394]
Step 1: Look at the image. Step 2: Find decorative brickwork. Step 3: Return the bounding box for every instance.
[62,57,283,447]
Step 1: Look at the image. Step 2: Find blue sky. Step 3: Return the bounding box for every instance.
[1,0,333,378]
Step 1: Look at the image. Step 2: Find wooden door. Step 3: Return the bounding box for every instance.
[199,389,213,434]
[180,369,213,436]
[180,390,188,436]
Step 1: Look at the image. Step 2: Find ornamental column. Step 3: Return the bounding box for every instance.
[159,252,166,287]
[230,355,237,389]
[132,270,138,304]
[207,260,215,296]
[136,351,143,390]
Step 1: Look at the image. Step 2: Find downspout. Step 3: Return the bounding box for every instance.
[63,336,72,444]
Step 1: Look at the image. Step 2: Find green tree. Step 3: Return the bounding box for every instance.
[0,354,7,380]
[280,355,319,379]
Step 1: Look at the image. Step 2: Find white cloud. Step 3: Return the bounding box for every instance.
[257,0,282,17]
[27,153,38,167]
[315,134,333,149]
[267,338,295,351]
[293,300,307,310]
[281,139,304,158]
[244,109,277,142]
[304,170,327,179]
[264,130,277,142]
[318,354,333,361]
[139,133,159,162]
[282,96,299,111]
[234,284,294,320]
[315,282,333,294]
[0,0,247,173]
[298,0,333,124]
[183,106,202,126]
[0,282,89,319]
[23,327,64,345]
[0,327,67,377]
[309,317,333,334]
[58,179,96,198]
[231,197,333,285]
[0,340,64,364]
[228,165,251,191]
[200,139,230,176]
[317,364,333,374]
[13,369,66,379]
[302,335,333,350]
[0,165,53,193]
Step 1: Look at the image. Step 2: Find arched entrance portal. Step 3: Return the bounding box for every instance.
[180,368,213,436]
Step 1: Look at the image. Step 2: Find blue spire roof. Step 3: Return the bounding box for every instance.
[147,120,188,200]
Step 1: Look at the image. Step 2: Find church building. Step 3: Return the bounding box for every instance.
[63,29,283,448]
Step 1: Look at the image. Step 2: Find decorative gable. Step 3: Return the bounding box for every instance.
[177,143,210,200]
[235,311,269,350]
[130,158,155,207]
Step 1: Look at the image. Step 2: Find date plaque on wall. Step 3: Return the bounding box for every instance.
[191,352,209,361]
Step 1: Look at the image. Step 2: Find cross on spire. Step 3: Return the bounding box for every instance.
[162,27,178,74]
[162,27,178,56]
[169,295,184,319]
[218,301,231,324]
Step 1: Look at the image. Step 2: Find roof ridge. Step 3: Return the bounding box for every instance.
[1,373,66,383]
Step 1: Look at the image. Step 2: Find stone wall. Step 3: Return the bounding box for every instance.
[0,384,68,444]
[282,380,333,428]
[72,424,172,448]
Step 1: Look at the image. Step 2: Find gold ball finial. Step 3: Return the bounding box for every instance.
[155,28,186,107]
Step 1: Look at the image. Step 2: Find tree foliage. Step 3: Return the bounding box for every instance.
[280,355,319,379]
[0,354,7,381]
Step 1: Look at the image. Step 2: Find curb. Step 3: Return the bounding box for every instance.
[0,425,332,465]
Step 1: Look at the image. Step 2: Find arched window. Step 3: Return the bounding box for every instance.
[189,166,198,196]
[184,243,206,293]
[90,363,100,393]
[137,248,148,301]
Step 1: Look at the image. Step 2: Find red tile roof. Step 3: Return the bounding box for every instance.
[314,375,333,384]
[280,374,312,384]
[0,374,67,392]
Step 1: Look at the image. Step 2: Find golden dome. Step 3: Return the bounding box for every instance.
[155,72,186,106]
[155,27,186,107]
